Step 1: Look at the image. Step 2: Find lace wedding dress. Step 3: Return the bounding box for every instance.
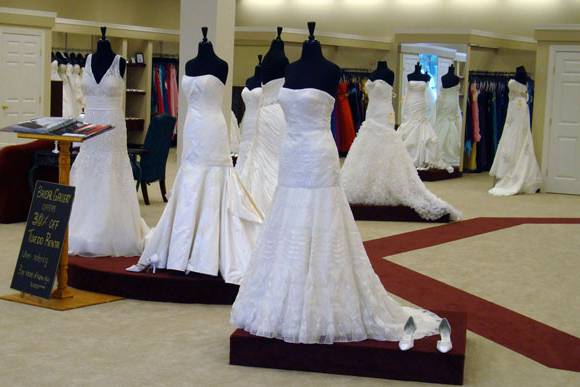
[435,84,462,166]
[231,87,442,344]
[399,81,452,171]
[341,80,461,221]
[131,75,263,285]
[69,54,148,256]
[239,78,286,214]
[235,86,262,174]
[489,79,542,196]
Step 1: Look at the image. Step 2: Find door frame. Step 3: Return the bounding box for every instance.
[0,25,47,124]
[541,44,580,189]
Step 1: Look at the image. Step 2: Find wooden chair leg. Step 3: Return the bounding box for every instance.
[141,181,150,205]
[160,179,168,203]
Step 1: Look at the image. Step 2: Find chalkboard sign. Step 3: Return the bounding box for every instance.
[10,181,75,299]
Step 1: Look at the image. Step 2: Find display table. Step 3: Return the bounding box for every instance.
[230,310,467,385]
[1,132,122,310]
[350,204,451,223]
[418,166,462,181]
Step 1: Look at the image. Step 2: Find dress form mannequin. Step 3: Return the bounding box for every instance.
[92,27,125,83]
[56,51,68,65]
[514,65,528,85]
[441,64,461,88]
[407,62,430,82]
[284,22,341,97]
[261,26,289,84]
[369,60,394,86]
[185,27,228,85]
[245,55,262,90]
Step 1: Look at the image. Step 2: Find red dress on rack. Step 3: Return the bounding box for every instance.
[336,82,356,153]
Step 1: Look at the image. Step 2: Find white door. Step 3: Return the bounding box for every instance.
[545,48,580,194]
[0,27,44,145]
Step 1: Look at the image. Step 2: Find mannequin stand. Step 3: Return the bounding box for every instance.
[230,310,467,385]
[350,204,451,223]
[418,167,462,182]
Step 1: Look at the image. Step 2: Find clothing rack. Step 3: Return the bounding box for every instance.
[52,47,93,54]
[153,54,179,63]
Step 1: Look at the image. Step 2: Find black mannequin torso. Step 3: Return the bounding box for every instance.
[245,55,262,90]
[514,65,528,85]
[55,52,67,65]
[185,27,228,84]
[369,60,394,86]
[92,27,125,83]
[261,26,289,84]
[441,64,460,88]
[284,22,341,97]
[407,63,430,82]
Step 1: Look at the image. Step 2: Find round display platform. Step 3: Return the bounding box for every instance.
[68,256,239,304]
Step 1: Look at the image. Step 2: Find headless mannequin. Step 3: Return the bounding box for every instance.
[514,65,528,85]
[92,27,125,83]
[441,64,461,88]
[407,62,431,83]
[261,26,289,84]
[284,22,341,97]
[185,27,228,85]
[55,52,68,65]
[245,55,262,90]
[369,60,394,86]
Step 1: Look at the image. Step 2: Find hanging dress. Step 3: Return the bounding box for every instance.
[489,79,542,196]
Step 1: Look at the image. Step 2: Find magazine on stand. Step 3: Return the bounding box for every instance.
[0,117,114,139]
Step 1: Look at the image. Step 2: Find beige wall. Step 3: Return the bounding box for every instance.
[470,47,537,74]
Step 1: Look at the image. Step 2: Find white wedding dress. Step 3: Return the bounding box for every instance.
[341,80,461,221]
[435,84,462,166]
[235,86,262,174]
[399,81,452,171]
[133,74,263,285]
[239,78,286,214]
[231,87,442,344]
[69,55,148,256]
[229,111,240,155]
[489,80,543,196]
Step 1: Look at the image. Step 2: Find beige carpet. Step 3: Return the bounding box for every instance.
[1,150,579,387]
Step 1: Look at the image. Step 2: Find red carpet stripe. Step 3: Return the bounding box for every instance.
[363,217,580,372]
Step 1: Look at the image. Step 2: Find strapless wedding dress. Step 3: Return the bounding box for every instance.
[435,84,462,166]
[231,86,442,344]
[341,80,460,220]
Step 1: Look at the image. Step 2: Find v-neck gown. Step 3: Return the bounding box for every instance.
[69,55,149,256]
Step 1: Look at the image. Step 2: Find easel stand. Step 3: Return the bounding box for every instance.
[1,133,122,310]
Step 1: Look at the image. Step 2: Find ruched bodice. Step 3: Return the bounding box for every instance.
[278,88,339,188]
[404,81,429,119]
[236,86,262,172]
[365,79,395,127]
[437,85,460,120]
[261,77,284,106]
[435,84,462,166]
[181,75,231,166]
[508,79,528,101]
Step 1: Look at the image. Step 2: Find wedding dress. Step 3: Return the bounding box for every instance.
[434,84,462,166]
[489,79,542,196]
[231,87,441,344]
[239,78,286,214]
[235,86,262,173]
[341,80,461,221]
[130,74,263,285]
[69,54,148,256]
[399,81,452,171]
[59,63,75,118]
[50,60,61,81]
[229,111,240,155]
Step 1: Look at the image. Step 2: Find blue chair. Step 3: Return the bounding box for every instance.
[128,114,176,205]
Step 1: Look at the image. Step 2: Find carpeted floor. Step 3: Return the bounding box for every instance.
[1,149,579,386]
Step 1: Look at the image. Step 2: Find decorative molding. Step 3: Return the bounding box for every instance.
[235,26,391,44]
[0,7,56,18]
[54,18,179,36]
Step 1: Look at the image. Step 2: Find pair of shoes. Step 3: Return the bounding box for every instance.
[398,316,453,353]
[125,255,158,274]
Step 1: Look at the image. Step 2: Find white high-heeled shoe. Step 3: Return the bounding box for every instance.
[125,255,158,273]
[399,316,416,351]
[437,318,453,353]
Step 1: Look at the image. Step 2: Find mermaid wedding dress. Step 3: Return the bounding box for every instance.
[434,84,462,166]
[235,86,262,174]
[399,81,452,171]
[489,79,542,196]
[231,87,442,344]
[69,54,148,256]
[239,78,286,214]
[341,80,461,220]
[127,74,263,285]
